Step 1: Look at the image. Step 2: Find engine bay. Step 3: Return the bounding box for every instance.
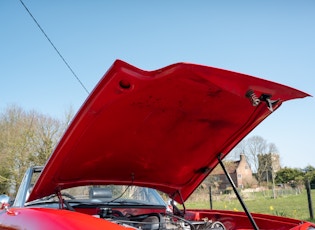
[98,207,226,230]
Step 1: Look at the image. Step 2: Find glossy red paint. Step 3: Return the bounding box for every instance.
[0,207,133,230]
[28,60,310,203]
[0,207,313,230]
[185,209,312,230]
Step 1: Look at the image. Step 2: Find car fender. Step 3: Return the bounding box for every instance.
[0,207,131,230]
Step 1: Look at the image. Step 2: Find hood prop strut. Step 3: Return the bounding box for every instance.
[56,190,64,209]
[171,190,186,217]
[217,154,259,230]
[55,190,74,211]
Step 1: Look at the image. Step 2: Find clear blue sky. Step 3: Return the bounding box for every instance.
[1,1,314,169]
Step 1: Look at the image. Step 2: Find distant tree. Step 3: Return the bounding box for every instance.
[268,143,278,154]
[0,105,67,194]
[246,136,267,174]
[275,167,304,187]
[0,168,10,194]
[303,165,315,187]
[62,105,75,128]
[27,113,64,165]
[257,153,272,184]
[225,139,247,161]
[257,153,280,183]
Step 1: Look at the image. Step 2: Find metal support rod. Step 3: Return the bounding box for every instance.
[305,179,314,219]
[217,154,259,230]
[56,191,64,209]
[209,186,213,210]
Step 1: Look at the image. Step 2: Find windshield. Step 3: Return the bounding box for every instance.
[27,185,167,207]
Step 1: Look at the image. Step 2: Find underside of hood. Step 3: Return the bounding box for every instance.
[28,60,309,203]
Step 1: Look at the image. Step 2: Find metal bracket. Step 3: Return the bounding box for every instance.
[246,89,279,112]
[259,94,279,112]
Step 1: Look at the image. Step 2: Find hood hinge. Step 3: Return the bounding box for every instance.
[246,89,280,112]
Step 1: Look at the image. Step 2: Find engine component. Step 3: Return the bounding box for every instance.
[98,208,226,230]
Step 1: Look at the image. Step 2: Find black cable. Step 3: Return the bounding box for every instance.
[18,0,90,95]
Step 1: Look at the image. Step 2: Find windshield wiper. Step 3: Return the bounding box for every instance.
[26,199,56,206]
[109,200,146,205]
[26,192,76,206]
[71,200,160,208]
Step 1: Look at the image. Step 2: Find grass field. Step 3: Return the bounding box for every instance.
[184,188,315,222]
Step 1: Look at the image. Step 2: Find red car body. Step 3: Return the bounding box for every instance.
[0,60,312,229]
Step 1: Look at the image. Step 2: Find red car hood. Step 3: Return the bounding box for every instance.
[28,60,309,203]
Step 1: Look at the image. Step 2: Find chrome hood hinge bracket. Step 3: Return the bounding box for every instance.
[246,89,280,112]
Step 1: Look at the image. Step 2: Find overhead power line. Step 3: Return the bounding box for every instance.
[19,0,90,95]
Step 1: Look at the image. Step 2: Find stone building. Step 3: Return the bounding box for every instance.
[210,154,257,190]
